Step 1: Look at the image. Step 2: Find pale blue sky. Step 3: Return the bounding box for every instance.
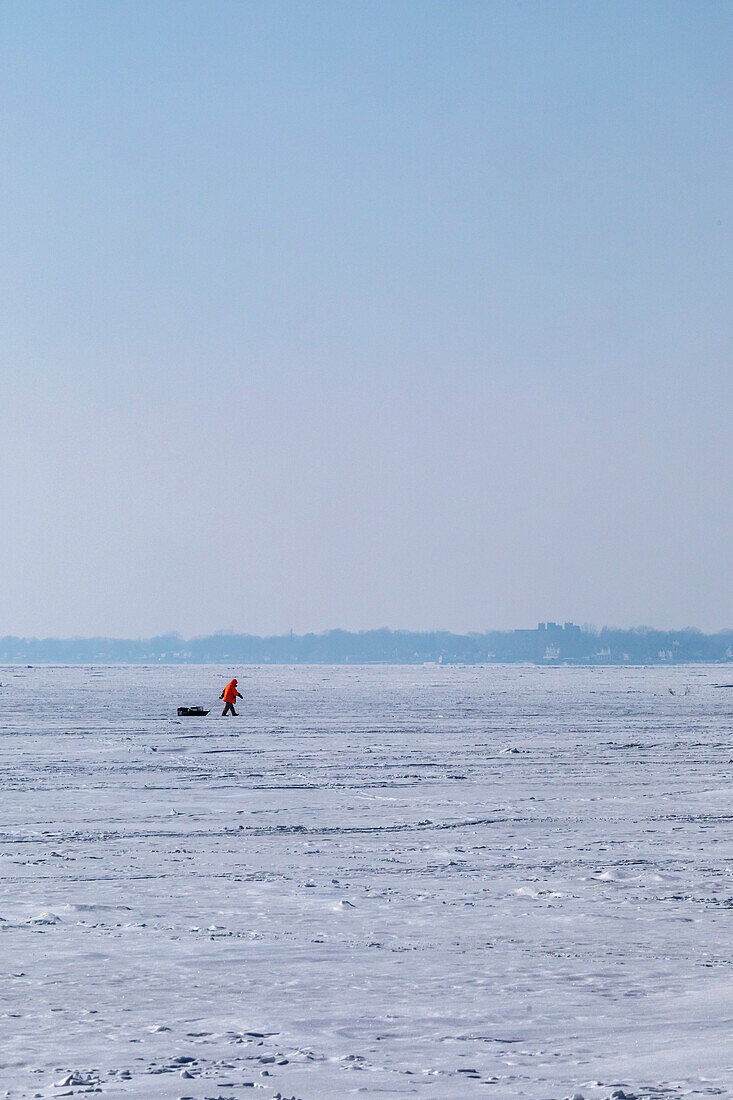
[1,1,731,636]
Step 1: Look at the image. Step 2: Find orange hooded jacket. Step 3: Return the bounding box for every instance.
[222,678,239,704]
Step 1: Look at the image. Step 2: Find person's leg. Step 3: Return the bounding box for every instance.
[222,701,234,716]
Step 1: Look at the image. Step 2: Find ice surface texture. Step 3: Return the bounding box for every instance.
[0,663,731,1099]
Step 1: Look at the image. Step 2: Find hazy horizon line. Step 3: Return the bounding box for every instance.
[2,624,733,642]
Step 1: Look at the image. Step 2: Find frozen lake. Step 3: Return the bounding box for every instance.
[0,663,732,1100]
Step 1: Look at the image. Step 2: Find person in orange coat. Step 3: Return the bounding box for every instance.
[220,677,242,716]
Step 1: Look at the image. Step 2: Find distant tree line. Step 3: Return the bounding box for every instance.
[0,623,731,664]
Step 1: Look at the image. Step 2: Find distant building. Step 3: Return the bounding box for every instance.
[538,621,580,634]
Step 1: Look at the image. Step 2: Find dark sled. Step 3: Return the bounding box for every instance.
[177,706,210,717]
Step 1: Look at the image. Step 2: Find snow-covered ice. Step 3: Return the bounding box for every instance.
[0,663,732,1099]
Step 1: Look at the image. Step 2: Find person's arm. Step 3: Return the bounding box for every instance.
[236,691,242,699]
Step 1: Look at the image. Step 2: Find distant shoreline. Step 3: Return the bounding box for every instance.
[0,625,731,665]
[1,661,732,670]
